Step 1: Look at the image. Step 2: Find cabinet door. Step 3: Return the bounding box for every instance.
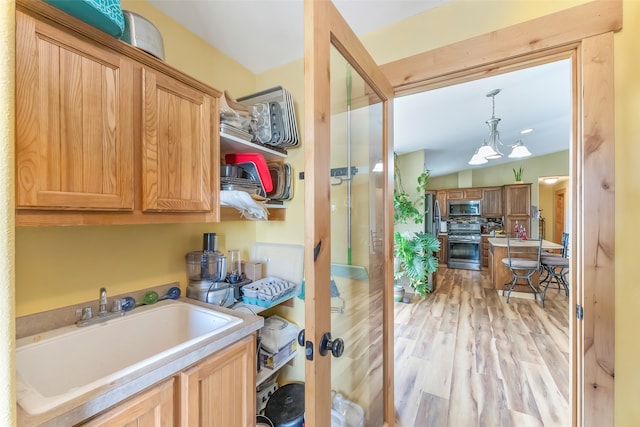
[447,189,464,200]
[482,236,489,268]
[179,335,255,427]
[437,235,448,264]
[436,191,448,219]
[15,11,134,211]
[142,68,214,212]
[482,187,503,218]
[504,184,531,216]
[464,188,483,199]
[81,378,174,427]
[504,217,531,236]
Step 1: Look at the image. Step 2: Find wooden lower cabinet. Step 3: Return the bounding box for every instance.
[80,335,255,427]
[179,335,255,427]
[482,236,490,268]
[81,378,174,426]
[437,235,448,265]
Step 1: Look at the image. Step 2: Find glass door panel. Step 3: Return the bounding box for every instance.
[329,49,385,427]
[304,1,394,425]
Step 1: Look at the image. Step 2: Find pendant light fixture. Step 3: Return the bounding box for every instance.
[468,89,533,165]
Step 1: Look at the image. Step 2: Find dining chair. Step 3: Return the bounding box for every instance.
[501,236,543,304]
[539,232,570,307]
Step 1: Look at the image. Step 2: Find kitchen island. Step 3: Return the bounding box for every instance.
[488,237,563,292]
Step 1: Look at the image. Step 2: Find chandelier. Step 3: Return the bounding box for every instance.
[468,89,532,165]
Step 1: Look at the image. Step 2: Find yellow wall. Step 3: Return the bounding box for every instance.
[538,178,570,242]
[120,0,255,96]
[1,1,15,425]
[362,0,636,423]
[14,1,259,317]
[5,0,638,424]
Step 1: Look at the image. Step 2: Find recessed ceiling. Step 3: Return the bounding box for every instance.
[146,0,571,178]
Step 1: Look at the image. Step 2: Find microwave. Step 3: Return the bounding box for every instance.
[448,200,481,216]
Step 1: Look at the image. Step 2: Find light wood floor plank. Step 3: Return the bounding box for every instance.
[394,267,569,427]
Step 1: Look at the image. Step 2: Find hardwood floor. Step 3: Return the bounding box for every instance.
[394,267,570,427]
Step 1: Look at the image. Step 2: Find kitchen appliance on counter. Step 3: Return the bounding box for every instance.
[185,233,233,305]
[448,200,481,217]
[424,192,442,237]
[447,221,482,270]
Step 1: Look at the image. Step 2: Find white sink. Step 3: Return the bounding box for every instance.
[16,299,242,415]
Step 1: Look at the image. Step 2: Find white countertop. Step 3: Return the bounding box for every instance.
[487,237,562,250]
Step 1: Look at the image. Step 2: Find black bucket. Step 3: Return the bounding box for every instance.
[264,382,304,427]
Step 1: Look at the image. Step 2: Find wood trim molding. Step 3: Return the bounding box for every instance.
[305,1,395,425]
[380,0,621,94]
[379,2,617,425]
[578,31,615,426]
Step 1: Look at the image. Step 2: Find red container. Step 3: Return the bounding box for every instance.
[225,153,273,193]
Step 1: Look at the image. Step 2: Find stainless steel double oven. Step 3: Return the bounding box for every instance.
[447,221,482,270]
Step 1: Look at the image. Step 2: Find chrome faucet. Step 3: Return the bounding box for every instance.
[99,287,108,315]
[76,287,125,327]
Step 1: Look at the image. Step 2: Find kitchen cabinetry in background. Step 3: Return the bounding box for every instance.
[436,191,448,219]
[503,183,532,235]
[481,187,503,218]
[15,2,223,226]
[481,235,490,268]
[437,234,448,265]
[447,188,482,200]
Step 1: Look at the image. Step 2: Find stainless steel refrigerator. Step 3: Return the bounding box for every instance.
[424,193,442,237]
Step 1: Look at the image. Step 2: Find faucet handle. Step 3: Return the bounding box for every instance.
[112,299,123,313]
[81,307,93,320]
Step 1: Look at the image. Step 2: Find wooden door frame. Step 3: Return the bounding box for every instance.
[555,188,567,244]
[304,1,395,426]
[380,1,618,425]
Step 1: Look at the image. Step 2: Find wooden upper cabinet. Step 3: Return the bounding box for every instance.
[447,188,482,200]
[141,68,214,212]
[481,187,503,218]
[15,11,134,211]
[504,183,531,217]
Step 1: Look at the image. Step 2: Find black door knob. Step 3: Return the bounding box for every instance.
[297,329,305,346]
[319,332,344,358]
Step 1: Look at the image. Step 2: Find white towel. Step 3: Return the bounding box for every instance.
[220,190,268,220]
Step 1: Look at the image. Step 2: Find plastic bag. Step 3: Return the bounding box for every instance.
[332,393,364,427]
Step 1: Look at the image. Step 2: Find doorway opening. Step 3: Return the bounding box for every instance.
[383,3,617,425]
[392,59,572,426]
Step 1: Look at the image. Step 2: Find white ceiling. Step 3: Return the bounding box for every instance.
[395,59,572,177]
[146,0,571,177]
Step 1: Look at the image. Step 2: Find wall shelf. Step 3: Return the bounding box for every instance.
[220,132,286,161]
[256,350,297,387]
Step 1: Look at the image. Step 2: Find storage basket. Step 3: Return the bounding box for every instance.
[44,0,125,37]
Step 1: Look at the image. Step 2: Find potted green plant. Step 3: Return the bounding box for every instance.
[513,166,524,183]
[393,154,440,297]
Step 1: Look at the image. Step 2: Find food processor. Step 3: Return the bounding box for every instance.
[185,233,232,305]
